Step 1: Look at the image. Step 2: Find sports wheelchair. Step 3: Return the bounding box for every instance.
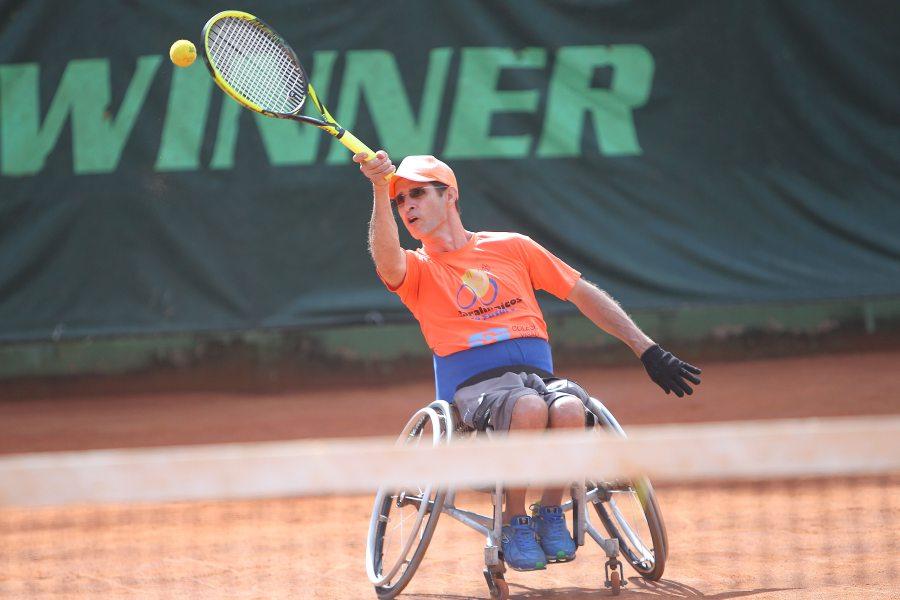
[365,380,668,599]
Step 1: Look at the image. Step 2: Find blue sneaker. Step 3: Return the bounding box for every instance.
[532,504,577,562]
[501,516,547,571]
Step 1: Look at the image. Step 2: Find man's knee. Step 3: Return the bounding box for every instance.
[549,395,585,428]
[509,393,549,429]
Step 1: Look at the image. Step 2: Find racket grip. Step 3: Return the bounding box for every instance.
[339,130,375,160]
[340,130,394,181]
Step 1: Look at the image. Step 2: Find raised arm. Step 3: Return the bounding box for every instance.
[567,278,702,396]
[353,151,405,288]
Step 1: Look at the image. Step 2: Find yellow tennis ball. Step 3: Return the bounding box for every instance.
[169,40,196,68]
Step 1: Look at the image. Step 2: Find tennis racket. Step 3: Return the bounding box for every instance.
[200,10,379,162]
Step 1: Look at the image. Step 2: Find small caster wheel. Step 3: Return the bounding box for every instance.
[492,578,509,600]
[609,569,621,596]
[604,558,625,595]
[484,568,509,600]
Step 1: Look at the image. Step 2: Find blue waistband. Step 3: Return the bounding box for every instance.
[433,337,554,401]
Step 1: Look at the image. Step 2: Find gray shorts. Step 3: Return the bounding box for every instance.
[453,371,587,432]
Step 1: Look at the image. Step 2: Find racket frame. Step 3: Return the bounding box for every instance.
[200,10,374,158]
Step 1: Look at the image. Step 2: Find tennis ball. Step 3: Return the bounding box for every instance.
[169,40,196,68]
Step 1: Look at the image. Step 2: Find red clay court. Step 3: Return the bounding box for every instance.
[2,349,897,599]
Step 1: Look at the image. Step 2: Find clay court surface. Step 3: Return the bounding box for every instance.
[2,349,899,598]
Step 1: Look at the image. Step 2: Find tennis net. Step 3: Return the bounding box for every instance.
[1,415,898,599]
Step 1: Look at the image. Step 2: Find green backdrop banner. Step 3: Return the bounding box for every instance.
[1,0,898,341]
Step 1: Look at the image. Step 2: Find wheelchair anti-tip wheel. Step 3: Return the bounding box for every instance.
[586,397,669,581]
[365,401,452,599]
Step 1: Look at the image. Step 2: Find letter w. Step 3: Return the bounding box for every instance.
[1,56,160,176]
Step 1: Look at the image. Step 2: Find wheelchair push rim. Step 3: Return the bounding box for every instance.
[365,403,451,596]
[593,476,667,579]
[586,398,668,580]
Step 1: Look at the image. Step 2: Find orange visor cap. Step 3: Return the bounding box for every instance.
[389,155,458,197]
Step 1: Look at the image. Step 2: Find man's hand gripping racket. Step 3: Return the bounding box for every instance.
[201,10,391,179]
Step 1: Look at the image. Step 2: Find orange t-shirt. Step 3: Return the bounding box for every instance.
[381,232,581,357]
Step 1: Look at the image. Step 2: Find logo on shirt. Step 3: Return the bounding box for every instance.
[456,269,499,310]
[468,327,511,347]
[455,268,523,321]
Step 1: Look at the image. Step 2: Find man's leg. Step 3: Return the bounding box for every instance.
[534,395,584,562]
[500,392,550,571]
[503,393,548,523]
[540,395,586,506]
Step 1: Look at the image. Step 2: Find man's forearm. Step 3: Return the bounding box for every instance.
[367,186,405,283]
[568,279,654,357]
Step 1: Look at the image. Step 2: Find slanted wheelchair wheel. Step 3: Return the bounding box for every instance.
[365,402,452,599]
[586,398,668,581]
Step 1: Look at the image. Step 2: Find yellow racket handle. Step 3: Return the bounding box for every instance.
[338,130,394,181]
[338,130,373,158]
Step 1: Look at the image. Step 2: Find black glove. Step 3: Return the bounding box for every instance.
[640,344,702,397]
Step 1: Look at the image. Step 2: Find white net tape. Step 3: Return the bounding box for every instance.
[206,16,306,114]
[2,416,898,507]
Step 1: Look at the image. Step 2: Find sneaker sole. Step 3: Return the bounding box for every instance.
[545,549,576,562]
[501,549,547,571]
[545,554,576,563]
[506,562,547,572]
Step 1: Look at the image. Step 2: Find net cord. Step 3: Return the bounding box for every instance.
[1,416,898,507]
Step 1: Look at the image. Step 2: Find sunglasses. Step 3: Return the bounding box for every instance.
[390,183,448,208]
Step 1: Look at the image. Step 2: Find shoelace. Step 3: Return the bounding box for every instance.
[539,511,569,541]
[509,523,540,545]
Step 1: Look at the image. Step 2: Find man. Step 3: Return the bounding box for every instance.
[354,151,701,572]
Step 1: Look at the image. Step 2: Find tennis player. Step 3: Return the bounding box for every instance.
[354,151,701,571]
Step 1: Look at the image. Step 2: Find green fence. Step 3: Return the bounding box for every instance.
[1,1,898,369]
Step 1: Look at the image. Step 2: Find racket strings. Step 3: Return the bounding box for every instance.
[207,17,307,115]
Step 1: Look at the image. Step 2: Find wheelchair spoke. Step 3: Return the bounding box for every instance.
[374,484,436,582]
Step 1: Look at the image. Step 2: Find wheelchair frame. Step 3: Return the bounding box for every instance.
[366,394,667,599]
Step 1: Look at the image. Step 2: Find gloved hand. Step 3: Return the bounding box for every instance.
[640,344,702,397]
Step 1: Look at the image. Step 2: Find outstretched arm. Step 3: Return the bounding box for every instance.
[353,151,404,288]
[567,278,702,396]
[567,278,654,356]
